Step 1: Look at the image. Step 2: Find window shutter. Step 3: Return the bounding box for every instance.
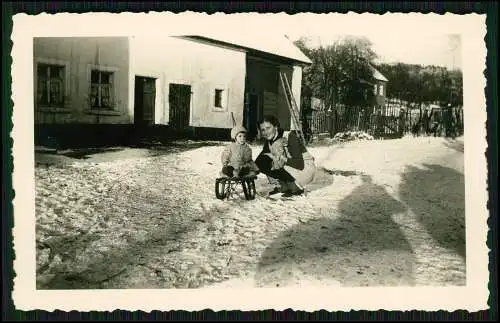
[109,73,114,106]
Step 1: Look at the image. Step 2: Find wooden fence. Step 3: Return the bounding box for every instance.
[309,102,464,139]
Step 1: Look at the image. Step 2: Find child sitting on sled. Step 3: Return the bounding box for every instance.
[220,125,259,178]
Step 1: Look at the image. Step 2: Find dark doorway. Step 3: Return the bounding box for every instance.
[245,56,282,139]
[169,83,192,131]
[134,76,156,126]
[244,93,262,140]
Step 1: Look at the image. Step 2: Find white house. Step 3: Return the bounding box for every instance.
[33,34,312,146]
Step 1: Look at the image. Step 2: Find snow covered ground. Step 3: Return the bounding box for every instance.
[35,136,466,289]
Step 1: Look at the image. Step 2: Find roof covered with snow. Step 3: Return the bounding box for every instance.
[371,66,389,82]
[176,32,312,65]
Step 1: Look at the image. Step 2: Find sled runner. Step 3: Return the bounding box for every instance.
[215,175,257,201]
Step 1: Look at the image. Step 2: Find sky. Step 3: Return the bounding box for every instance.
[286,30,462,71]
[198,13,462,70]
[275,14,462,70]
[30,12,462,70]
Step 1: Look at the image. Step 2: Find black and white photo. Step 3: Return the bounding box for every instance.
[11,11,489,312]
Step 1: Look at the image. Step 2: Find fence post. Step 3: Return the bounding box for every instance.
[356,109,362,131]
[457,107,463,135]
[375,108,383,138]
[398,108,405,138]
[444,105,452,138]
[328,109,336,138]
[406,108,411,134]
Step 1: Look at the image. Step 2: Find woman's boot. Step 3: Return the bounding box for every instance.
[282,181,304,197]
[269,180,289,195]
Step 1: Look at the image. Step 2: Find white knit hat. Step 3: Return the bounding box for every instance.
[231,125,247,140]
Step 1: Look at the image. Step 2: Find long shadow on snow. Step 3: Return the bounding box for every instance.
[37,185,231,289]
[399,164,465,259]
[38,140,225,160]
[255,175,416,287]
[143,140,225,157]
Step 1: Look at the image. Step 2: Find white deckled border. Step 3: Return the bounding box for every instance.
[11,11,489,312]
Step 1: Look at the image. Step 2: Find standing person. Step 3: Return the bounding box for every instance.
[255,115,316,197]
[220,125,259,178]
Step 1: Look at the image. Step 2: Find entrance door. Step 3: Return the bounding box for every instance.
[134,76,156,126]
[244,93,261,140]
[169,84,192,130]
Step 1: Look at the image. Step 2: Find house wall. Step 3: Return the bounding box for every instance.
[33,37,130,124]
[130,36,246,129]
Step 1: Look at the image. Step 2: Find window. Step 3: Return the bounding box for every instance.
[37,63,65,107]
[374,84,378,95]
[214,89,224,108]
[90,70,114,109]
[212,87,228,111]
[378,84,384,96]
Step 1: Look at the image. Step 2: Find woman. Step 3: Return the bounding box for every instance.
[255,115,316,197]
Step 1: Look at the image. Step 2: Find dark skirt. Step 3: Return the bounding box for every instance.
[255,154,295,182]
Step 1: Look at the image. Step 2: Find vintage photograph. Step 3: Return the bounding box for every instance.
[11,11,488,311]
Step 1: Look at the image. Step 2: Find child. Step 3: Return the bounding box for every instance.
[221,125,259,178]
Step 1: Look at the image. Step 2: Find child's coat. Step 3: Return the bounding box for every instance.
[221,142,259,172]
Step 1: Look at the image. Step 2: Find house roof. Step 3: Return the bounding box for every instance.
[371,66,389,82]
[176,32,313,65]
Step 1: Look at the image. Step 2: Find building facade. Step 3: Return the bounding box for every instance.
[33,37,131,125]
[371,66,389,107]
[33,35,311,147]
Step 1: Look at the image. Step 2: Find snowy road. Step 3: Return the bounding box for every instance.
[35,136,466,289]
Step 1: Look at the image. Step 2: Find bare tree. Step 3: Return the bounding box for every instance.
[295,36,376,110]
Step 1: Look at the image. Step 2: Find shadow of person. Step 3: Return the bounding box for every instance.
[399,164,465,259]
[255,174,416,287]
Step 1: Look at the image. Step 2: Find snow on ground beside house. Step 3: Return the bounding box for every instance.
[35,135,466,289]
